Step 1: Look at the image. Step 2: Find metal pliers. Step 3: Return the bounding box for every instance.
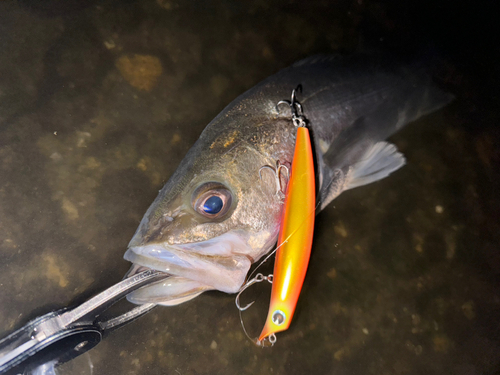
[0,269,168,374]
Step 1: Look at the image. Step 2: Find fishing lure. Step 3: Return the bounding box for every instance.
[234,86,316,346]
[258,87,316,344]
[258,126,315,343]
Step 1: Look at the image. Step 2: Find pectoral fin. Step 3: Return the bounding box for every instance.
[344,141,405,190]
[317,93,413,210]
[319,141,405,209]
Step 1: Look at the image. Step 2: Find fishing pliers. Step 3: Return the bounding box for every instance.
[0,269,168,374]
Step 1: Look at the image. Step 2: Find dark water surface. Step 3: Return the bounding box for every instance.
[1,1,499,374]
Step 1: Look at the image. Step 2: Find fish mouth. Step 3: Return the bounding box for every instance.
[123,231,253,305]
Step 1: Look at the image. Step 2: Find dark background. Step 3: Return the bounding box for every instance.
[0,1,498,374]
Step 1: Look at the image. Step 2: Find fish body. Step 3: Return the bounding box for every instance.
[124,55,452,305]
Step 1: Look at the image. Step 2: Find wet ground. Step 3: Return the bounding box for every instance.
[0,1,499,374]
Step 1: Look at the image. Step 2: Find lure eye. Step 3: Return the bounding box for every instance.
[193,183,233,219]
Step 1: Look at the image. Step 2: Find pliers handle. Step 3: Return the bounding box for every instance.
[0,269,168,374]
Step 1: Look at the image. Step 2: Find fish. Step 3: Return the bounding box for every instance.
[123,54,453,306]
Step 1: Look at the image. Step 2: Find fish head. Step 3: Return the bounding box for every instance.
[125,122,293,304]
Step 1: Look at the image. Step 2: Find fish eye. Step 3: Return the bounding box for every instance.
[192,183,233,219]
[203,196,223,214]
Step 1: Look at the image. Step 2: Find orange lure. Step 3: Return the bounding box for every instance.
[259,125,316,342]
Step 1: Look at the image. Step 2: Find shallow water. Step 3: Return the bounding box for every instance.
[0,1,499,374]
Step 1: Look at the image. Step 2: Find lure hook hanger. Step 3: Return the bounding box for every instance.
[235,273,273,311]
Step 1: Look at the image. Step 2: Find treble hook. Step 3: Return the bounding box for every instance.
[276,85,307,127]
[276,85,303,115]
[235,273,273,311]
[259,160,289,202]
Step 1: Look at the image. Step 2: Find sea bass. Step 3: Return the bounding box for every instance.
[124,55,452,305]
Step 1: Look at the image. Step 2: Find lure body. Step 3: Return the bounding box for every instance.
[259,126,315,342]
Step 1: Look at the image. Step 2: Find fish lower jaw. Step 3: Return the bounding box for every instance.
[122,230,257,306]
[124,244,251,299]
[123,262,213,306]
